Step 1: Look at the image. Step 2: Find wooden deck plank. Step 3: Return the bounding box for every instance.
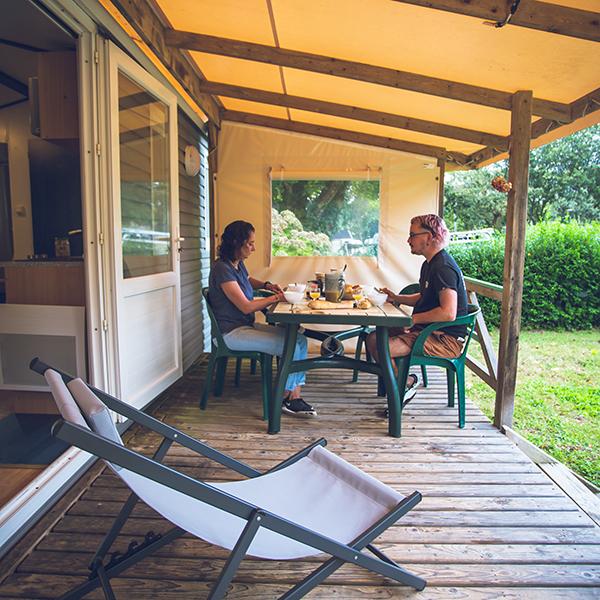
[1,361,599,598]
[33,534,600,564]
[1,576,599,599]
[12,551,600,587]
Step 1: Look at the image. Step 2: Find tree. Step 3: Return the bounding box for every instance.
[445,124,600,229]
[444,166,507,230]
[527,126,600,223]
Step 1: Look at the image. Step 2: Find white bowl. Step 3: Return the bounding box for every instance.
[284,291,304,304]
[361,285,374,297]
[287,283,306,293]
[368,291,387,306]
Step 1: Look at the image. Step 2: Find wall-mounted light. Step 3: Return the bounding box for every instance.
[184,144,201,176]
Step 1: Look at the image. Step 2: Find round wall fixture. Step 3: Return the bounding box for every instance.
[184,145,201,176]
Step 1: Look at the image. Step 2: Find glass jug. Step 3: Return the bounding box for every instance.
[324,270,345,303]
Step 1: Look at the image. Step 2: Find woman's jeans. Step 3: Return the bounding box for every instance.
[223,323,307,392]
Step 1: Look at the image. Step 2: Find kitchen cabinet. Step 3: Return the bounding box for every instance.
[36,52,79,140]
[3,261,85,306]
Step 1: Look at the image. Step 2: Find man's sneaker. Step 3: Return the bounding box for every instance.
[282,398,317,417]
[383,373,420,417]
[402,372,420,406]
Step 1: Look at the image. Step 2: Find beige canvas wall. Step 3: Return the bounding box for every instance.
[216,121,440,291]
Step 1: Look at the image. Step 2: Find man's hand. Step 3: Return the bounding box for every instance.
[380,287,400,304]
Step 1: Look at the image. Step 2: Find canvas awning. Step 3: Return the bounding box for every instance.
[107,0,600,168]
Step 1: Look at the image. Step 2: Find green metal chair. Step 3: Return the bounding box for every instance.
[393,303,481,428]
[200,287,272,420]
[353,283,428,386]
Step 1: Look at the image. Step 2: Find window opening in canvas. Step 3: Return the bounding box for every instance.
[271,177,380,258]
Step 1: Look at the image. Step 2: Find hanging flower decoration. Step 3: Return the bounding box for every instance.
[491,175,513,193]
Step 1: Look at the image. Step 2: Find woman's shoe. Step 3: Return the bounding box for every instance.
[282,398,317,417]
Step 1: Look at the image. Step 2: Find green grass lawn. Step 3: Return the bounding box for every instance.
[466,328,600,487]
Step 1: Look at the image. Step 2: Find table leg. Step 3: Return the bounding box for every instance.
[268,323,298,434]
[376,325,402,437]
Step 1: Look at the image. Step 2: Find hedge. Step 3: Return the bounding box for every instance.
[449,222,600,329]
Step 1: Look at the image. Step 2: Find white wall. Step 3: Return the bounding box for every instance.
[216,122,440,290]
[0,103,33,259]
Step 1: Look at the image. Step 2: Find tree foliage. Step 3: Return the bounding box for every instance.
[272,208,332,256]
[272,179,380,241]
[445,125,600,230]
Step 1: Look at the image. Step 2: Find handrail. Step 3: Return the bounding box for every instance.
[464,276,503,301]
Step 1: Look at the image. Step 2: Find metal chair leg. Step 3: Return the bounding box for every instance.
[420,365,428,387]
[208,511,262,600]
[234,358,242,387]
[200,351,218,409]
[352,333,364,382]
[214,357,228,397]
[456,364,466,428]
[260,354,272,421]
[446,369,455,408]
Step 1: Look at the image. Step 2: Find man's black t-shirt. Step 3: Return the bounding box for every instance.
[413,249,468,338]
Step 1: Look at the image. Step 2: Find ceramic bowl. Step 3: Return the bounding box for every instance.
[284,291,304,304]
[287,283,306,293]
[361,285,374,297]
[368,290,387,306]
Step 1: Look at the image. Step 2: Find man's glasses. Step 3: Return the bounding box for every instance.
[408,231,430,239]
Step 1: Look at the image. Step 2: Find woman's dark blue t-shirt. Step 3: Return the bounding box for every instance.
[208,259,254,333]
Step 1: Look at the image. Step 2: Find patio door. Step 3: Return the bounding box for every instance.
[105,43,182,408]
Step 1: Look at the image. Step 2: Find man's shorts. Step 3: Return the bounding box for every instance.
[388,327,463,359]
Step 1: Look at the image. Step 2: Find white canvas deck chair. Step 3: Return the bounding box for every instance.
[31,358,426,599]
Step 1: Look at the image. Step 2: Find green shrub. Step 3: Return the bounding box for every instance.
[449,222,600,329]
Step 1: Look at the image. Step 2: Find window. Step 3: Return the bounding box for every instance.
[271,178,380,257]
[118,72,171,278]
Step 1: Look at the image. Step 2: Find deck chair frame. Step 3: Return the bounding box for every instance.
[31,358,426,599]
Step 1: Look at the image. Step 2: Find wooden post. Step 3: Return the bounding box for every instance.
[437,158,445,217]
[207,121,219,262]
[494,91,532,429]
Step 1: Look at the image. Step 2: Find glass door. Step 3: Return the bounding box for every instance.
[106,42,182,408]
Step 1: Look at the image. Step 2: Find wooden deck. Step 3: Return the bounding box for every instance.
[1,358,599,598]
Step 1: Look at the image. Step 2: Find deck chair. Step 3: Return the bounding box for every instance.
[31,358,426,600]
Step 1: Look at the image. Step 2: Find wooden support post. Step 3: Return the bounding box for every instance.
[207,121,219,262]
[437,158,445,217]
[494,91,532,430]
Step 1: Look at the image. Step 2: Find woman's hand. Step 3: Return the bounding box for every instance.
[265,281,283,293]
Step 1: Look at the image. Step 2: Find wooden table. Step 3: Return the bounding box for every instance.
[266,301,412,437]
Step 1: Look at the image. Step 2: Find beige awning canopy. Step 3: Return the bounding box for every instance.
[138,0,600,169]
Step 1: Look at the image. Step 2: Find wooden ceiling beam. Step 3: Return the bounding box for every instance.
[165,30,569,121]
[466,86,600,167]
[107,0,220,125]
[198,80,507,149]
[222,110,470,166]
[391,1,600,43]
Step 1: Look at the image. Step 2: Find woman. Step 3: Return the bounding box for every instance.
[208,220,316,417]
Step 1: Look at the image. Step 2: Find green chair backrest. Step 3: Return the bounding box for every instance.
[399,283,420,295]
[202,287,226,349]
[411,303,480,361]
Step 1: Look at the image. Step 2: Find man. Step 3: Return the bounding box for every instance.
[366,214,468,404]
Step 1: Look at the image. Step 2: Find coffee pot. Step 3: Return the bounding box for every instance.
[324,269,345,303]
